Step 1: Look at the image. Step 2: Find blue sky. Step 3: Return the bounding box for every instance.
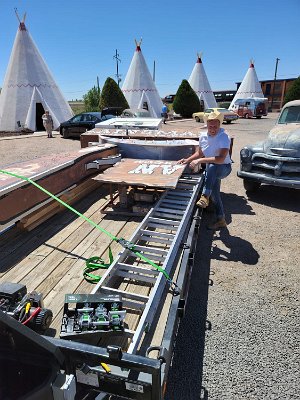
[0,0,299,101]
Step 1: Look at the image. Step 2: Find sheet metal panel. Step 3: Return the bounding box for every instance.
[93,159,185,188]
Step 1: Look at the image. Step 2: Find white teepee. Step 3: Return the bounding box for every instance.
[188,54,217,109]
[229,60,264,110]
[122,40,163,118]
[0,16,73,132]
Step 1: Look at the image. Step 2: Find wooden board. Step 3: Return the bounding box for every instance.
[93,158,185,188]
[0,145,116,225]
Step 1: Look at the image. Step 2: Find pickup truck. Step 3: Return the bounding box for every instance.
[238,100,300,191]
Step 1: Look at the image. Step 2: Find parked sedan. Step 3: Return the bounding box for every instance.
[60,112,114,138]
[193,108,239,123]
[121,108,151,118]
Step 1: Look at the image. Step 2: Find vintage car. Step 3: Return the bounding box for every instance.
[192,108,239,123]
[238,100,300,191]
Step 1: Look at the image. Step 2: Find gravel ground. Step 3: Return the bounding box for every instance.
[0,116,299,399]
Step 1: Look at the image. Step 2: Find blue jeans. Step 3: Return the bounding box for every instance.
[202,163,232,219]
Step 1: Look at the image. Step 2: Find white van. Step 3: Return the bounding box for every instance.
[231,97,268,118]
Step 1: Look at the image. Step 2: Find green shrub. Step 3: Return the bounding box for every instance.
[99,77,129,111]
[83,86,101,112]
[173,80,200,118]
[283,76,300,105]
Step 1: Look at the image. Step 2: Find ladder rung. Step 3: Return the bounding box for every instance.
[137,234,173,245]
[161,199,188,207]
[156,207,185,215]
[100,287,149,303]
[131,252,166,262]
[133,244,168,255]
[167,190,192,197]
[153,212,183,220]
[148,217,180,226]
[117,263,160,276]
[178,177,199,184]
[116,270,156,284]
[140,230,175,240]
[147,222,179,230]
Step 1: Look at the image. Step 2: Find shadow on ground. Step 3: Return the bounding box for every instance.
[245,185,300,212]
[165,212,214,400]
[211,228,260,265]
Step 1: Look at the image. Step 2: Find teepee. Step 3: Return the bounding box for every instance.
[188,53,217,109]
[122,40,163,118]
[229,60,264,110]
[0,13,73,132]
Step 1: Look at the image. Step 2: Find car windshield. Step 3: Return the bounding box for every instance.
[217,109,229,113]
[278,106,300,124]
[136,111,150,117]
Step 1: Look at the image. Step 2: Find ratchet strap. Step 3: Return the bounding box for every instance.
[0,169,179,293]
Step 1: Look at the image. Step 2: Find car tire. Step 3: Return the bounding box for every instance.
[62,127,69,139]
[243,179,261,192]
[244,113,249,119]
[226,120,232,124]
[195,116,200,123]
[256,116,262,119]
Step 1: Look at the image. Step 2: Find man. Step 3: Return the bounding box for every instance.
[177,111,232,230]
[42,110,54,138]
[161,104,168,124]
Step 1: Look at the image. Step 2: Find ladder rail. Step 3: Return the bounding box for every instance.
[91,175,203,355]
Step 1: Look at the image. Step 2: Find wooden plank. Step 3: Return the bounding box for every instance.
[0,188,110,278]
[48,218,141,335]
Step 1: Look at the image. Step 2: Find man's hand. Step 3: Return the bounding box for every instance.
[190,159,201,169]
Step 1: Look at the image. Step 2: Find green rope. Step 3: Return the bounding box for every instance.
[0,169,175,286]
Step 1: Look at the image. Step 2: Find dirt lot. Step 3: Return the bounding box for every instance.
[0,116,299,399]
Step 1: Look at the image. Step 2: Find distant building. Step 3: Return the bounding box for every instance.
[213,90,236,104]
[236,78,297,110]
[260,78,297,110]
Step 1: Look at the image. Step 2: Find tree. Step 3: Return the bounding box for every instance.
[173,80,200,118]
[99,77,129,111]
[83,86,101,112]
[283,76,300,105]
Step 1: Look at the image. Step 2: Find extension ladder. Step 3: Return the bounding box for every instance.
[92,174,203,354]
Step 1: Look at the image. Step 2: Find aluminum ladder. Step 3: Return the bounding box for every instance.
[92,174,203,354]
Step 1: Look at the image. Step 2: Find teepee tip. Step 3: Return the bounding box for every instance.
[134,38,142,51]
[196,52,202,63]
[14,8,27,31]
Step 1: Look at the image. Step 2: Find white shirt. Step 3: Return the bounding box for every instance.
[199,128,232,164]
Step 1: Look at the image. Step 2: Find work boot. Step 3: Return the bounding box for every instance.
[207,218,227,230]
[196,195,209,208]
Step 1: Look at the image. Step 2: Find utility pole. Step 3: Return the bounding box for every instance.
[270,58,280,111]
[113,49,122,87]
[96,76,100,94]
[153,60,156,82]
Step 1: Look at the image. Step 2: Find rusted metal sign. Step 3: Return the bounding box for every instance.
[93,158,186,188]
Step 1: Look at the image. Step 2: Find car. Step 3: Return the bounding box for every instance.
[192,108,239,123]
[238,100,300,192]
[120,108,151,118]
[162,94,176,104]
[59,112,114,138]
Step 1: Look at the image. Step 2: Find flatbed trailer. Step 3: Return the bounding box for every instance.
[0,174,203,399]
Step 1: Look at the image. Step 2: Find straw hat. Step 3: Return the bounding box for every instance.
[203,110,224,124]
